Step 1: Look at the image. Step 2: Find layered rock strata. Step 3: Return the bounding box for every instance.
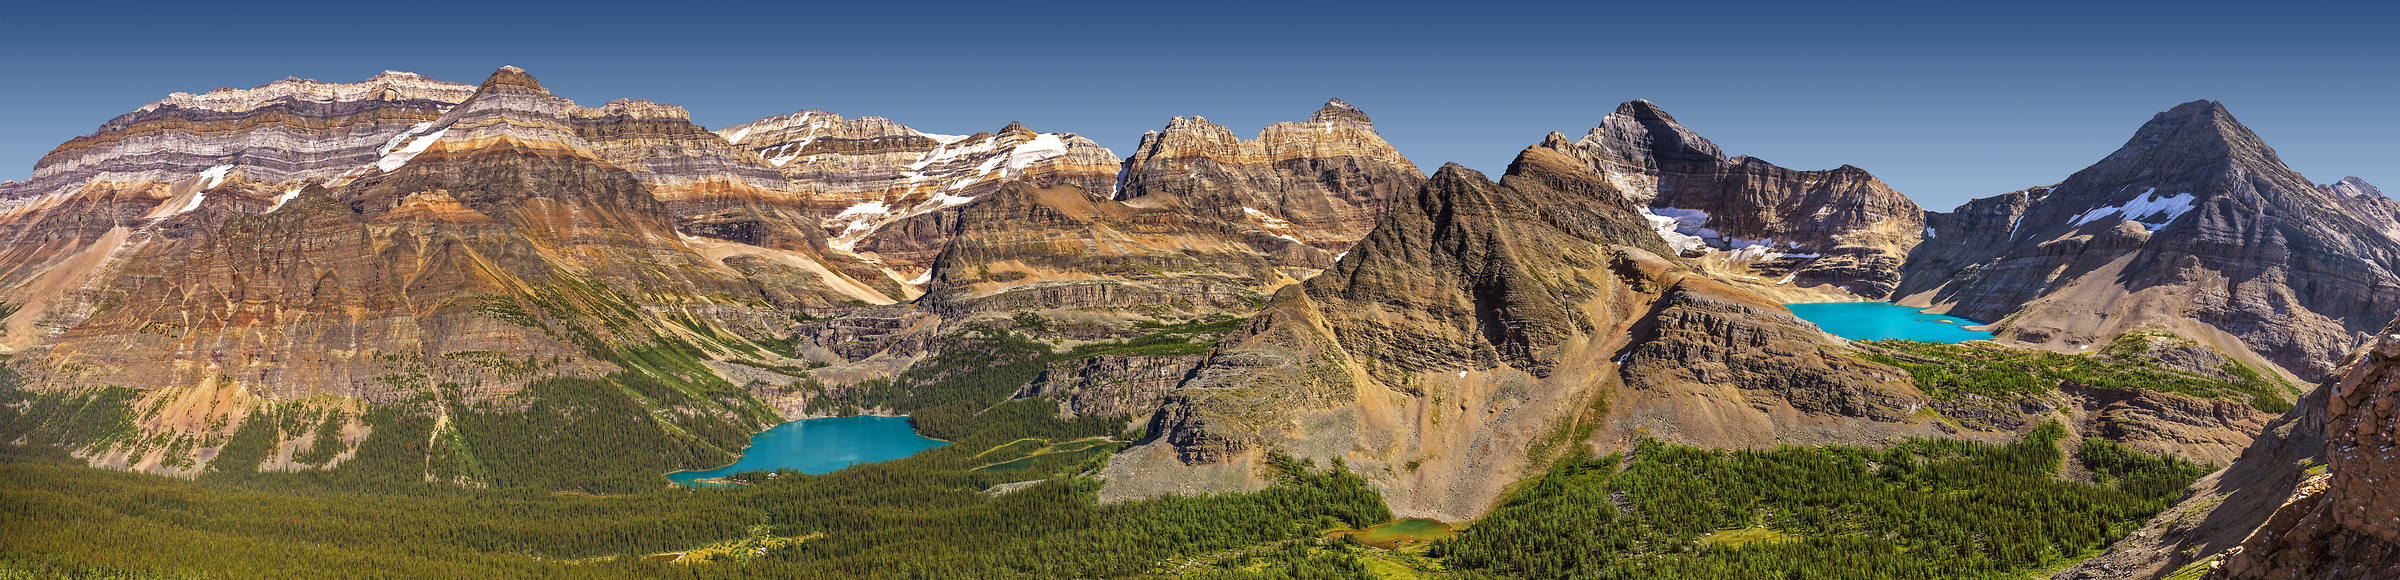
[919,182,1306,315]
[1116,99,1425,255]
[2205,318,2400,579]
[2320,176,2400,241]
[1547,100,1926,300]
[0,71,475,213]
[716,111,1119,274]
[1896,101,2400,382]
[1099,146,1948,521]
[0,67,867,475]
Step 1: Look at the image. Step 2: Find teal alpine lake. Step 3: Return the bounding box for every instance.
[1784,302,1994,343]
[666,415,947,487]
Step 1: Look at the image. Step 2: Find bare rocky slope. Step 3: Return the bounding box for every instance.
[1898,101,2400,383]
[1116,99,1425,256]
[2320,176,2400,241]
[1,68,2389,560]
[1098,144,1959,521]
[2201,314,2400,579]
[1546,100,1926,301]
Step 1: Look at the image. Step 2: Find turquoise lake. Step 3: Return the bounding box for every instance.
[1784,302,1994,343]
[666,415,947,487]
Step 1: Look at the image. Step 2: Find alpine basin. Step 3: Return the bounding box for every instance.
[1784,302,1994,343]
[666,415,948,486]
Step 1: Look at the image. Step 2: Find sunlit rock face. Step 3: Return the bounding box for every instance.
[1100,151,1945,523]
[0,67,885,477]
[714,110,1119,275]
[1116,98,1426,256]
[1898,100,2400,382]
[1543,100,1926,302]
[2203,320,2400,580]
[0,71,476,214]
[2319,176,2400,241]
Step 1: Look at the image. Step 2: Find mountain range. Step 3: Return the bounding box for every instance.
[0,67,2391,579]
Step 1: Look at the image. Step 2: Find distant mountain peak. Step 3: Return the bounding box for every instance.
[2325,176,2384,200]
[1614,99,1678,123]
[1310,97,1372,125]
[472,65,548,97]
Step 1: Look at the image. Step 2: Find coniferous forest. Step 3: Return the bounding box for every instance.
[0,331,2220,579]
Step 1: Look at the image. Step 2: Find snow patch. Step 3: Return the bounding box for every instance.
[1924,226,1936,238]
[922,191,977,210]
[766,137,817,166]
[724,126,752,145]
[377,123,435,156]
[1776,273,1797,285]
[375,127,449,172]
[1641,207,1712,254]
[905,269,933,285]
[914,130,969,145]
[908,136,1000,171]
[1004,134,1068,172]
[195,164,233,190]
[836,201,891,218]
[269,186,306,212]
[2069,188,2197,231]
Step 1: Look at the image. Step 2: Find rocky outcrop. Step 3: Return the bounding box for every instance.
[1116,99,1425,256]
[917,181,1301,315]
[1099,146,1946,521]
[0,67,875,476]
[1017,354,1209,420]
[2320,176,2400,241]
[715,111,1119,275]
[0,71,475,213]
[2205,319,2400,579]
[2049,380,2329,580]
[1546,100,1926,300]
[1897,101,2400,383]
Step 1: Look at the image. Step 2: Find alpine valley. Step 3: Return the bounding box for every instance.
[0,68,2391,580]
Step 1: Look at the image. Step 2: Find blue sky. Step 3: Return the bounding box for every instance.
[2,0,2390,211]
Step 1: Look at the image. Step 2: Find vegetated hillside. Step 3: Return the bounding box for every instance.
[3,68,2392,579]
[1440,423,2210,579]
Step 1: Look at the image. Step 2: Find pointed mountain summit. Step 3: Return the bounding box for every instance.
[1545,100,1923,301]
[2319,176,2400,240]
[1309,97,1373,125]
[1117,98,1424,256]
[1899,100,2400,382]
[470,65,547,96]
[1101,147,1945,520]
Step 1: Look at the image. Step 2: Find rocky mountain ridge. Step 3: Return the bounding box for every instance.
[0,70,2388,568]
[1547,100,1926,302]
[1898,100,2400,384]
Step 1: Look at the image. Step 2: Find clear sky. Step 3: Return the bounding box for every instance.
[2,0,2390,211]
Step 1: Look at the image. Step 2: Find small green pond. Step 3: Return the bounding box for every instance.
[1326,518,1455,549]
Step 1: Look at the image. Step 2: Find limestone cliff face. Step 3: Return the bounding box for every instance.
[1116,99,1426,256]
[2320,176,2400,241]
[917,181,1298,315]
[1548,100,1926,300]
[0,68,878,477]
[2204,317,2400,580]
[570,99,899,304]
[715,111,1119,275]
[1098,147,1943,521]
[0,72,481,356]
[0,71,475,214]
[1896,101,2400,382]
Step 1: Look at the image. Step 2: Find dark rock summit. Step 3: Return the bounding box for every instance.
[1898,100,2400,382]
[1546,100,1926,301]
